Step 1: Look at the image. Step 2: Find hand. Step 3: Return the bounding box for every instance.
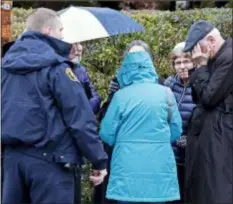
[89,169,107,186]
[176,135,187,148]
[108,79,119,94]
[191,43,209,68]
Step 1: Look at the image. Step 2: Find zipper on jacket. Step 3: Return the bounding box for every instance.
[178,86,187,107]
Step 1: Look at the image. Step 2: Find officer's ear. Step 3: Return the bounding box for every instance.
[41,26,52,37]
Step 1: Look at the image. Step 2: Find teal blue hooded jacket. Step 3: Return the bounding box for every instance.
[99,51,182,202]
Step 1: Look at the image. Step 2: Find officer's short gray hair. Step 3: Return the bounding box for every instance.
[26,8,60,32]
[123,40,153,59]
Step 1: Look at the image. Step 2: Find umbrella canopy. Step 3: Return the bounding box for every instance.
[59,6,144,43]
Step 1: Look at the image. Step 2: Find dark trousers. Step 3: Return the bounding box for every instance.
[2,150,80,204]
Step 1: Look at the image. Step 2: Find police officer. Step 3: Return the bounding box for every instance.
[1,8,107,204]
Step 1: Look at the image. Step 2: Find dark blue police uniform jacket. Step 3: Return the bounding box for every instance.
[1,31,107,168]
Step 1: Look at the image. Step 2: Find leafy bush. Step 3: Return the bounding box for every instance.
[83,8,232,76]
[11,8,232,203]
[225,0,233,8]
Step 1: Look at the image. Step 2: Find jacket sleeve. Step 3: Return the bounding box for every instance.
[49,64,107,170]
[99,93,122,146]
[189,54,233,108]
[167,88,182,142]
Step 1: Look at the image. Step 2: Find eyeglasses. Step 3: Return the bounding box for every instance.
[174,60,192,66]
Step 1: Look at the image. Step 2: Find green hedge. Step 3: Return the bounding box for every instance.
[10,8,232,203]
[12,8,232,101]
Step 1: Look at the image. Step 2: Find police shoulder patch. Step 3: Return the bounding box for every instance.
[65,68,79,82]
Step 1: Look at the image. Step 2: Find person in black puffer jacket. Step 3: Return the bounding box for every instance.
[164,42,196,203]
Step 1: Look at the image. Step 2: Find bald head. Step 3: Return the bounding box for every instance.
[26,8,63,40]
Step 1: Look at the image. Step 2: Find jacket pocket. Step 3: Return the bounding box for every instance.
[2,101,47,145]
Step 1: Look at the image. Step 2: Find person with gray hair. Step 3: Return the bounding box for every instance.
[183,20,232,204]
[107,40,163,98]
[95,40,156,204]
[164,42,196,203]
[98,41,182,204]
[123,40,153,58]
[1,7,108,204]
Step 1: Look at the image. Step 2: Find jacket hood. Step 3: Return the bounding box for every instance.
[2,31,72,74]
[117,51,158,88]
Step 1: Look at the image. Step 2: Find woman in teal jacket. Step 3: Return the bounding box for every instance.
[99,41,182,204]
